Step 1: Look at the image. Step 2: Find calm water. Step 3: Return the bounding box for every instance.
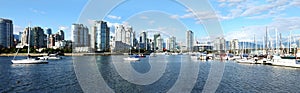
[1,55,300,93]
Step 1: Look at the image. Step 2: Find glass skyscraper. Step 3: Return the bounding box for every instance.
[186,30,194,52]
[91,21,110,52]
[0,18,13,48]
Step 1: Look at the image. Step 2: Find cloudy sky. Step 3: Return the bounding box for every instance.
[1,0,300,43]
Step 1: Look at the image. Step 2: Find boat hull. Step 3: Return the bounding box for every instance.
[11,59,48,64]
[236,59,256,64]
[123,57,140,61]
[38,56,61,60]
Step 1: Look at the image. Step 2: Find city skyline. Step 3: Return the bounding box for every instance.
[1,0,300,42]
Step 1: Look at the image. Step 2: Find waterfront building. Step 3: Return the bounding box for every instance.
[71,24,90,52]
[115,25,125,43]
[153,33,161,51]
[0,18,13,48]
[139,31,147,50]
[31,27,47,48]
[46,28,52,48]
[125,26,133,46]
[113,24,134,52]
[48,34,55,48]
[156,36,164,51]
[230,39,239,55]
[91,20,110,52]
[166,36,176,52]
[71,24,89,47]
[213,37,226,52]
[47,30,65,49]
[21,27,46,48]
[186,30,194,52]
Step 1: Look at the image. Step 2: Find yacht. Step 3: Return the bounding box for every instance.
[38,53,62,60]
[270,55,300,68]
[12,57,48,64]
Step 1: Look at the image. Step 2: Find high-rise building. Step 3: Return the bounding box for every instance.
[56,30,65,41]
[18,32,23,43]
[166,36,176,51]
[153,33,161,50]
[139,31,147,49]
[230,39,239,54]
[186,30,194,52]
[0,18,13,48]
[71,24,89,47]
[91,21,110,52]
[21,27,46,48]
[31,27,46,48]
[115,25,125,42]
[113,24,135,52]
[46,28,52,48]
[214,37,226,52]
[124,26,133,46]
[157,36,163,51]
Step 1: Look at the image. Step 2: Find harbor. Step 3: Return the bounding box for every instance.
[1,55,300,92]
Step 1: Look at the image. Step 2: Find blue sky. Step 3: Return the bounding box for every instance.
[1,0,300,43]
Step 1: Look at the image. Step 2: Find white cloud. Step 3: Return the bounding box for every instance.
[172,10,220,24]
[225,16,300,41]
[59,26,69,31]
[29,8,46,15]
[270,17,300,31]
[107,15,121,20]
[170,15,180,19]
[290,0,300,6]
[215,0,293,20]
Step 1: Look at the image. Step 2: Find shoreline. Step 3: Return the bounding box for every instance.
[0,53,125,57]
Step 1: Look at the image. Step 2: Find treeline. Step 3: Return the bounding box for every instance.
[0,47,72,54]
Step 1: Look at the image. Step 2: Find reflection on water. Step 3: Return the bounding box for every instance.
[1,55,300,92]
[0,56,82,93]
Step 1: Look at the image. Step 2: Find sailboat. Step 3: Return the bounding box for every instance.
[11,26,48,64]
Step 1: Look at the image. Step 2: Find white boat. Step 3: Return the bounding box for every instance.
[12,58,48,64]
[11,25,48,64]
[123,57,140,61]
[270,55,300,68]
[38,54,61,60]
[236,58,256,64]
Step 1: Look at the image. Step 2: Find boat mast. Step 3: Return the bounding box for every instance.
[263,37,265,55]
[289,30,291,54]
[265,26,268,55]
[28,23,31,56]
[275,28,278,54]
[254,34,257,55]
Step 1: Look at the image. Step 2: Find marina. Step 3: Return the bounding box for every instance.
[1,55,300,92]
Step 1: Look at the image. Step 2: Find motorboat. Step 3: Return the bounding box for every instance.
[123,57,140,61]
[38,54,62,60]
[270,55,300,68]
